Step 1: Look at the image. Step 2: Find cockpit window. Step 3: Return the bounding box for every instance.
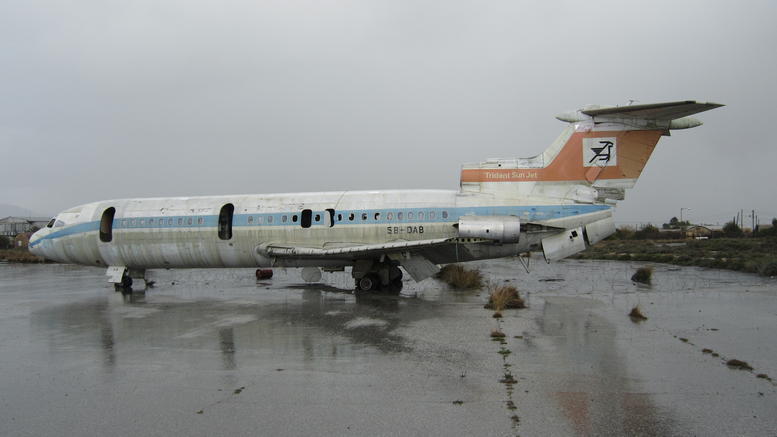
[47,219,55,228]
[54,220,65,228]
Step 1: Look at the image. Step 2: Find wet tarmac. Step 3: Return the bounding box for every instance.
[1,259,776,436]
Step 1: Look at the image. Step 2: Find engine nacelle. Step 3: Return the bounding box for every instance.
[457,215,521,243]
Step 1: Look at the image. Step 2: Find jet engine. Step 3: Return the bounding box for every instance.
[457,215,521,243]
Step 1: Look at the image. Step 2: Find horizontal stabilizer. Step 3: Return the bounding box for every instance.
[580,100,723,120]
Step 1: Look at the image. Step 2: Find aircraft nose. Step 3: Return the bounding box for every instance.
[28,229,46,256]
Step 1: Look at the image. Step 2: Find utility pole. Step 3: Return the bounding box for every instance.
[681,207,691,224]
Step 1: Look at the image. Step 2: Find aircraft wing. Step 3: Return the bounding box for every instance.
[581,100,723,120]
[265,238,458,259]
[264,237,490,281]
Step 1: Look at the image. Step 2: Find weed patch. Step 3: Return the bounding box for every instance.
[726,359,753,370]
[490,329,506,338]
[436,264,484,289]
[631,266,653,284]
[484,284,525,311]
[628,306,647,322]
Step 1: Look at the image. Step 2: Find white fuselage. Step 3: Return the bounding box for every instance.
[28,188,611,270]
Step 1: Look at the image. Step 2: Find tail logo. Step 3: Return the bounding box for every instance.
[583,137,617,167]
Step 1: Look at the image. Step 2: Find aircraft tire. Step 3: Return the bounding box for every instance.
[357,274,379,291]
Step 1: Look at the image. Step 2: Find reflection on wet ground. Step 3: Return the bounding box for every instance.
[1,260,776,436]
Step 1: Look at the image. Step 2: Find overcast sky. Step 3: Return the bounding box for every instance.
[1,0,775,225]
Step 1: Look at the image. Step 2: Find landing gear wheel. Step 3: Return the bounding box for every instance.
[357,274,379,291]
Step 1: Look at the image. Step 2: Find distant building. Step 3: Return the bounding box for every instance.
[14,233,31,248]
[685,225,712,238]
[0,216,50,237]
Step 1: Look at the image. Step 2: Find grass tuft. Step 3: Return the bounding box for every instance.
[726,359,753,370]
[436,264,484,289]
[484,284,526,311]
[631,266,653,284]
[628,306,648,322]
[490,329,506,338]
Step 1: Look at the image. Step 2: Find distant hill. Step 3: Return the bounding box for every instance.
[0,204,49,219]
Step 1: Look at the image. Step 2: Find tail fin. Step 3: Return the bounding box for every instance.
[460,100,722,203]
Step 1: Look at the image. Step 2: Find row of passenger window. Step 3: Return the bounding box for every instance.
[245,210,450,225]
[117,210,451,228]
[120,217,204,227]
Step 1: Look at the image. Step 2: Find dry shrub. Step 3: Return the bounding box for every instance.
[490,329,506,338]
[726,359,753,370]
[436,264,483,289]
[484,284,525,311]
[628,306,647,322]
[631,266,653,284]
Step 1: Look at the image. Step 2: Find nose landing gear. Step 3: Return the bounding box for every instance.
[107,267,149,295]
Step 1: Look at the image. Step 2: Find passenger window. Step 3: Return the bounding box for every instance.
[198,217,204,225]
[187,218,193,225]
[442,211,448,219]
[258,216,264,224]
[168,218,173,225]
[361,213,367,221]
[282,215,288,223]
[418,212,424,220]
[248,216,254,224]
[131,219,137,226]
[337,214,343,221]
[374,212,380,220]
[349,213,355,221]
[387,212,393,220]
[292,215,298,223]
[301,209,312,228]
[408,212,414,220]
[397,212,403,220]
[149,218,154,225]
[430,211,435,219]
[267,216,273,223]
[140,219,145,226]
[315,214,321,222]
[178,218,183,225]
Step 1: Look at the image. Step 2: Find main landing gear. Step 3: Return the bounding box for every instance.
[352,259,403,293]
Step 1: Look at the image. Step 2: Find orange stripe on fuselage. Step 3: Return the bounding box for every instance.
[460,130,663,183]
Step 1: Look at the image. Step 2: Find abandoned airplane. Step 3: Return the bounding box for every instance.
[29,100,722,291]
